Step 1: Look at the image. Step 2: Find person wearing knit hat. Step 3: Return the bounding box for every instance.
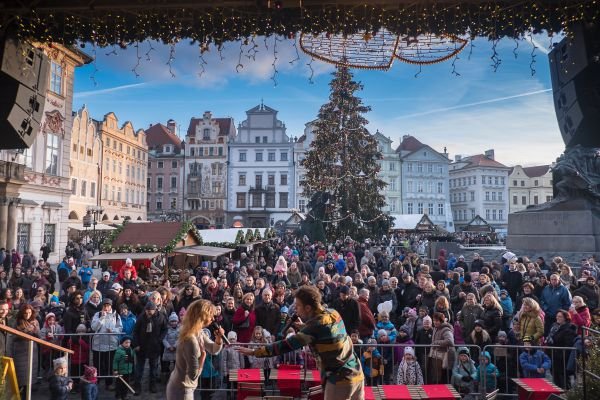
[396,346,424,385]
[80,365,98,399]
[451,346,476,393]
[114,335,135,399]
[163,312,181,372]
[49,356,73,399]
[520,336,551,378]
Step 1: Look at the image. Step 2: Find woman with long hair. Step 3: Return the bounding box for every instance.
[13,304,40,394]
[481,293,503,341]
[518,298,544,345]
[233,292,256,343]
[166,299,223,400]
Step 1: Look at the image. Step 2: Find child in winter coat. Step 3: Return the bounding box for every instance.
[519,336,551,378]
[375,311,397,344]
[499,290,514,331]
[118,303,136,339]
[400,308,417,339]
[475,351,500,393]
[40,312,65,377]
[248,326,276,383]
[396,347,424,385]
[49,357,73,400]
[113,336,135,400]
[80,365,98,400]
[221,331,244,399]
[375,329,394,384]
[67,324,89,392]
[414,315,433,370]
[451,347,477,395]
[361,338,384,386]
[162,312,180,370]
[393,326,415,368]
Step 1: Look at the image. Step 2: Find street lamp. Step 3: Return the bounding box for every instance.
[86,205,104,255]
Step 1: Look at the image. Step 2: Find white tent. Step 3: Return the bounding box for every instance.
[390,214,427,230]
[198,227,270,244]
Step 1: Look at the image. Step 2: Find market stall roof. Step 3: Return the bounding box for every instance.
[90,252,160,261]
[390,214,435,231]
[461,215,494,233]
[172,245,234,258]
[68,222,116,231]
[111,222,198,248]
[199,228,269,244]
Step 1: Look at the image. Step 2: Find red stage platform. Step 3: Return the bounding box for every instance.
[512,378,564,400]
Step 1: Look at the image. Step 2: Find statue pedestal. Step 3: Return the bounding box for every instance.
[507,204,600,258]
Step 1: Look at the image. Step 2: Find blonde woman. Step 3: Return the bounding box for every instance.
[481,294,503,340]
[166,299,224,400]
[518,298,544,345]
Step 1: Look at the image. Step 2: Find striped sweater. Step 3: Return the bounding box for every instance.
[254,308,363,385]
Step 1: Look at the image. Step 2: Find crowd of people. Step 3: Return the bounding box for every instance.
[0,237,598,399]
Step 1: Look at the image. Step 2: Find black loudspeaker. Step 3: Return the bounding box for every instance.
[549,22,600,148]
[0,36,50,149]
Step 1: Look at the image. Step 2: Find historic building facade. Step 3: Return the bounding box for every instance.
[184,112,235,229]
[68,105,102,223]
[96,112,148,222]
[293,121,316,214]
[449,150,510,231]
[374,130,402,214]
[227,103,294,229]
[397,135,453,230]
[0,44,90,263]
[508,164,553,213]
[146,120,185,222]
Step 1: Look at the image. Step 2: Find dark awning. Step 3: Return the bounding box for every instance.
[42,202,63,208]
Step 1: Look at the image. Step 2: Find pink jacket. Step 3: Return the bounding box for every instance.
[569,306,591,335]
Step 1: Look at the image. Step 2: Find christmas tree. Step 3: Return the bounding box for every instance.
[301,63,388,241]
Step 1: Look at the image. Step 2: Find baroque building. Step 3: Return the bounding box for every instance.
[227,103,294,229]
[96,113,148,222]
[508,164,554,213]
[146,120,185,222]
[184,111,235,229]
[374,130,401,214]
[0,44,90,263]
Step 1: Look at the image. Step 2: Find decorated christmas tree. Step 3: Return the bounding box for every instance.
[301,63,388,241]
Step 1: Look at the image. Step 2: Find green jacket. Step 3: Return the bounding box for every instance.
[113,345,134,375]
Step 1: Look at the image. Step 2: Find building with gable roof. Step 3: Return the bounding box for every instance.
[449,149,510,231]
[508,164,553,213]
[184,111,236,228]
[146,120,185,222]
[397,135,453,231]
[227,102,294,229]
[96,112,148,222]
[374,130,402,214]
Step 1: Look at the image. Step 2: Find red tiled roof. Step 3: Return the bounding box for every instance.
[111,222,196,248]
[145,123,182,151]
[460,154,508,168]
[522,165,550,178]
[186,117,233,137]
[396,135,424,153]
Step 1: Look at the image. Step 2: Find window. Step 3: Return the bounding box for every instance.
[71,178,77,195]
[498,192,503,201]
[218,147,223,156]
[157,177,163,190]
[281,152,288,161]
[390,162,396,171]
[417,182,423,193]
[407,163,413,172]
[427,163,433,173]
[255,137,260,143]
[209,147,214,156]
[255,175,262,187]
[252,193,262,207]
[268,152,276,161]
[521,180,525,187]
[158,161,164,169]
[126,165,130,178]
[268,174,275,186]
[281,174,288,186]
[438,203,444,215]
[485,192,490,201]
[239,174,246,186]
[106,138,110,147]
[91,182,96,199]
[499,210,504,220]
[417,203,424,214]
[113,141,116,150]
[239,152,247,162]
[147,177,151,188]
[417,163,423,173]
[17,223,30,255]
[266,193,275,208]
[407,181,413,192]
[470,191,475,201]
[50,62,63,95]
[103,186,108,200]
[236,193,246,208]
[112,160,116,173]
[279,192,288,208]
[501,177,505,185]
[157,201,162,210]
[170,198,177,210]
[45,134,60,175]
[513,180,517,186]
[534,195,539,205]
[437,182,443,193]
[428,203,434,215]
[263,136,268,143]
[299,199,306,213]
[390,199,396,212]
[118,162,122,174]
[42,223,56,252]
[81,181,87,197]
[534,180,539,186]
[513,196,518,205]
[407,203,413,214]
[486,209,490,220]
[256,152,263,162]
[117,187,121,202]
[494,177,499,185]
[522,196,527,205]
[170,176,177,189]
[492,210,497,220]
[546,195,553,202]
[492,192,497,201]
[390,178,396,191]
[471,209,476,219]
[172,161,178,168]
[203,128,210,140]
[427,182,433,193]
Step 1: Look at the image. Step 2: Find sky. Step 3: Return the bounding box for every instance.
[73,33,565,167]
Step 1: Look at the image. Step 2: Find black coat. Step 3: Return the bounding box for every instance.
[481,305,503,339]
[332,297,361,332]
[63,305,86,334]
[573,284,600,311]
[132,311,167,357]
[397,281,421,309]
[255,301,281,337]
[49,375,72,400]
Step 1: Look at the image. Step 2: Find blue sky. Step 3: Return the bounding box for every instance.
[73,34,564,166]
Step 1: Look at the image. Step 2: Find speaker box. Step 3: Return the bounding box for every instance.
[549,22,600,148]
[0,36,50,149]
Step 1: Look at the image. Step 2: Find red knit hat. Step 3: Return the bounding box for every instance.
[83,365,97,384]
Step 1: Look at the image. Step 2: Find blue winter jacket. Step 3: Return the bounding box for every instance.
[540,284,572,316]
[476,351,499,392]
[499,296,514,317]
[120,311,137,338]
[335,259,346,275]
[519,350,551,378]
